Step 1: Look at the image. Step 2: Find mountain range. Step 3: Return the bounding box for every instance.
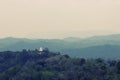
[0,34,120,59]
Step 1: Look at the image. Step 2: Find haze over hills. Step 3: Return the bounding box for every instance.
[0,34,120,59]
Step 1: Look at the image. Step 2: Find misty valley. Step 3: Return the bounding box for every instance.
[0,34,120,59]
[1,0,120,79]
[0,34,120,80]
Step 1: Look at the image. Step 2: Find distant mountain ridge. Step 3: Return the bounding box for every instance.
[62,44,120,59]
[0,34,120,59]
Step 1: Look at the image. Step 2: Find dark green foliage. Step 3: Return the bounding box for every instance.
[0,50,120,80]
[116,61,120,74]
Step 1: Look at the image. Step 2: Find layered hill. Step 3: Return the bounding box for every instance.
[0,34,120,58]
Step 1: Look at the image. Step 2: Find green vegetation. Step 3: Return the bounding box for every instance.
[0,49,120,80]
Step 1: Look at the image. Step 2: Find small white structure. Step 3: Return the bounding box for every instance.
[39,47,43,54]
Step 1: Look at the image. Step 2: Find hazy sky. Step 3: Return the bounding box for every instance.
[0,0,120,39]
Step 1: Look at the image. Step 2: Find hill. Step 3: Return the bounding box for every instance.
[62,45,120,59]
[0,34,120,58]
[0,50,120,80]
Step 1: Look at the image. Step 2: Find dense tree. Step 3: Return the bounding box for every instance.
[0,50,120,80]
[116,61,120,74]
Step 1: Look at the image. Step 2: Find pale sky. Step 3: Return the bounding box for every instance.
[0,0,120,39]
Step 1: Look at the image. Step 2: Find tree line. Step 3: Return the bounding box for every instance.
[0,49,120,80]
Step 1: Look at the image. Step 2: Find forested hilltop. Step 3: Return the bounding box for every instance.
[0,49,120,80]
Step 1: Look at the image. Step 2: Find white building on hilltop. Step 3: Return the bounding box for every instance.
[39,47,43,54]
